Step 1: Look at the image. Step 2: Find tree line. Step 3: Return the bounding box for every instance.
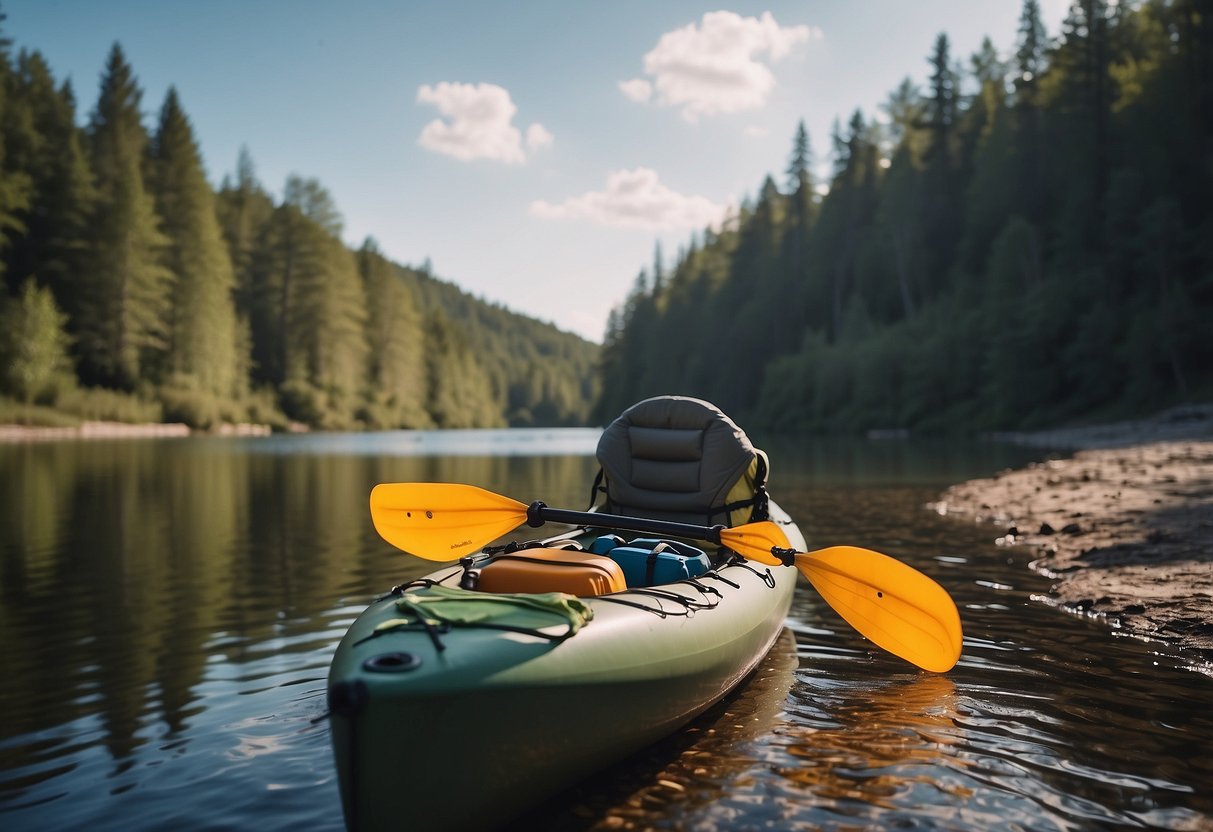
[598,0,1213,433]
[0,22,598,430]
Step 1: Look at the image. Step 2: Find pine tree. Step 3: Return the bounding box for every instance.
[424,310,499,428]
[217,147,273,307]
[81,43,170,388]
[920,33,963,295]
[1014,0,1048,221]
[925,33,956,170]
[259,176,367,426]
[4,53,96,312]
[1051,0,1113,253]
[148,87,242,397]
[785,119,813,196]
[0,10,32,285]
[651,241,665,294]
[785,119,816,233]
[357,238,427,427]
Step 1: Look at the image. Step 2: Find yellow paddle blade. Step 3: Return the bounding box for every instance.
[369,483,529,561]
[718,521,790,566]
[797,546,963,673]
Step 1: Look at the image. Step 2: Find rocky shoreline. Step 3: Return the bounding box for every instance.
[934,406,1213,668]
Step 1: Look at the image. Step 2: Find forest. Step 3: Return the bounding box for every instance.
[2,2,1210,436]
[0,19,599,430]
[597,0,1213,432]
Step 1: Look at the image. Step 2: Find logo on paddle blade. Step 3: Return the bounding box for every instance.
[451,539,473,550]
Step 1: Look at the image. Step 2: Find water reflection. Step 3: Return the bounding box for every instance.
[0,435,599,828]
[512,628,801,831]
[778,674,961,812]
[2,434,1212,831]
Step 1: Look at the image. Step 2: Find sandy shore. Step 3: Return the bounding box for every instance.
[934,406,1213,666]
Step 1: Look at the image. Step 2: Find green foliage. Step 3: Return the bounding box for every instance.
[55,385,163,423]
[3,51,95,308]
[148,87,242,399]
[79,43,171,388]
[0,279,71,407]
[600,0,1213,433]
[0,29,599,430]
[0,394,79,426]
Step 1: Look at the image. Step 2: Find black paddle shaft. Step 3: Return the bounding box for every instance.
[526,501,726,546]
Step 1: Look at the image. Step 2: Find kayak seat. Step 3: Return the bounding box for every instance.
[594,395,769,527]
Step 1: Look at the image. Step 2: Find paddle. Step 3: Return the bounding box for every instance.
[369,482,962,672]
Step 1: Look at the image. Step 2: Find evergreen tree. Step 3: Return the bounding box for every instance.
[258,177,367,426]
[651,241,665,294]
[785,119,813,197]
[920,33,963,294]
[925,33,956,169]
[881,77,926,158]
[148,87,242,397]
[815,111,879,340]
[0,10,32,285]
[873,142,922,320]
[781,120,817,346]
[1050,0,1113,256]
[424,309,499,428]
[1014,0,1048,221]
[216,147,273,321]
[80,43,170,388]
[357,238,428,428]
[4,53,95,311]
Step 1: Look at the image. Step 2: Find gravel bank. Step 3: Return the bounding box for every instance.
[934,407,1213,667]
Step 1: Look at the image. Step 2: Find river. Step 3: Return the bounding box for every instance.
[1,430,1210,830]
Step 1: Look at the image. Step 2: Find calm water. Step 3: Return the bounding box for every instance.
[1,430,1210,831]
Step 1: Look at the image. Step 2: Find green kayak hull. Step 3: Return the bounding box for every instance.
[328,503,803,831]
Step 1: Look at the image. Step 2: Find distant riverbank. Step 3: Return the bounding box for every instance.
[934,405,1213,667]
[0,420,274,442]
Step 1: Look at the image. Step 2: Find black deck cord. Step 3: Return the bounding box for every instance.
[367,579,586,646]
[725,555,778,588]
[373,573,461,603]
[482,538,585,556]
[681,578,723,599]
[699,570,741,590]
[597,583,711,617]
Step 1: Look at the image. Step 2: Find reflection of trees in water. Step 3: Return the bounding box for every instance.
[0,440,598,785]
[775,674,962,818]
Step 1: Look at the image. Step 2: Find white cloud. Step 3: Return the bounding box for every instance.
[618,78,653,103]
[525,123,554,152]
[530,168,729,232]
[622,11,818,121]
[416,82,550,163]
[743,125,770,138]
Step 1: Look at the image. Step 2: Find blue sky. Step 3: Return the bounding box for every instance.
[5,1,1068,342]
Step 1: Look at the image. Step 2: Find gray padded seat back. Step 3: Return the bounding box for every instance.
[596,395,762,525]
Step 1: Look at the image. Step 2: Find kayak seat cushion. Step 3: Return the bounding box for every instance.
[475,548,627,596]
[596,395,769,526]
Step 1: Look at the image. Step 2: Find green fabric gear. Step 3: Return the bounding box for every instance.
[373,584,594,640]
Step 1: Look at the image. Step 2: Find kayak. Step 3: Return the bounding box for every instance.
[325,396,963,830]
[327,396,803,831]
[326,502,802,832]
